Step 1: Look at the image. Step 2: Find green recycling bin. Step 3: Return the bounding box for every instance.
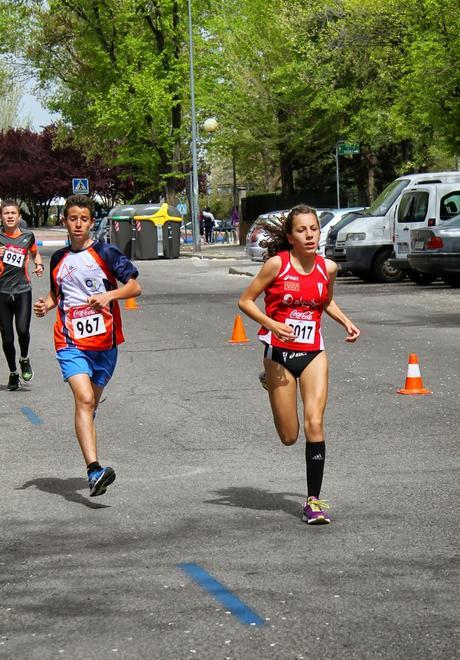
[108,205,136,257]
[133,203,182,260]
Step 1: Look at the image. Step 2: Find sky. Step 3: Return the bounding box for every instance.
[19,91,57,129]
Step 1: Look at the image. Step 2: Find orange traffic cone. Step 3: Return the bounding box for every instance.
[228,314,249,343]
[397,353,432,395]
[124,297,139,310]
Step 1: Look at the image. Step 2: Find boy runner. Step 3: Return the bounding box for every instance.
[33,195,141,497]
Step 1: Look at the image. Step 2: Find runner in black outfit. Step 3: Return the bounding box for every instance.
[0,200,44,390]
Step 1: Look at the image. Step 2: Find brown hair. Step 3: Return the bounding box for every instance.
[63,195,95,219]
[259,204,319,259]
[1,199,20,213]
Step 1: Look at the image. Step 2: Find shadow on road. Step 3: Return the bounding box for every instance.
[204,486,304,519]
[16,477,110,509]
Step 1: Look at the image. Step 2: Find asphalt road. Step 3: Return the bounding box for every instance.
[1,253,459,660]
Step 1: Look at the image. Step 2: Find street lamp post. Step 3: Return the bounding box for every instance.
[335,141,341,210]
[187,0,200,252]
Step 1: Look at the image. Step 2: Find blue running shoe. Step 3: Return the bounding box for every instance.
[88,466,116,497]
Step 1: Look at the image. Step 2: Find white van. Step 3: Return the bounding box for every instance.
[389,183,460,283]
[336,171,460,282]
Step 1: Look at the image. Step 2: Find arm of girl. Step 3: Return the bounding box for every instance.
[29,242,44,276]
[33,255,44,276]
[238,256,295,342]
[323,260,360,342]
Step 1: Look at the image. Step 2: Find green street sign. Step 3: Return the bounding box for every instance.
[338,142,360,156]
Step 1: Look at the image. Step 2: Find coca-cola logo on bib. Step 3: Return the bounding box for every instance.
[71,307,95,319]
[6,245,26,255]
[289,309,314,321]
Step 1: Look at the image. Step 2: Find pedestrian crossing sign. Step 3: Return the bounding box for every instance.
[72,178,90,195]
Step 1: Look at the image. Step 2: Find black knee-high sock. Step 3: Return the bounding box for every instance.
[305,442,326,498]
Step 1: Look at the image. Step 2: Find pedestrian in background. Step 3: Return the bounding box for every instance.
[202,206,215,244]
[33,194,141,497]
[231,206,240,243]
[238,205,360,524]
[0,200,44,390]
[199,210,204,241]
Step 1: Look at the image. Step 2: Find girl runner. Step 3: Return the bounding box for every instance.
[238,205,360,524]
[0,200,44,390]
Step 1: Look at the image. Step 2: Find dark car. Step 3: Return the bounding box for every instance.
[324,209,368,263]
[408,213,460,286]
[90,216,109,243]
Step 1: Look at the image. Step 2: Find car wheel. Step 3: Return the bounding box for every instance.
[372,250,405,283]
[443,274,460,288]
[406,270,437,285]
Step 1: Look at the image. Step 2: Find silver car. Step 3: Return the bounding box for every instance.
[245,211,287,261]
[245,208,336,261]
[408,213,460,286]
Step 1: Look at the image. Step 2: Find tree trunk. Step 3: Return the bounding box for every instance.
[365,152,378,203]
[277,108,294,197]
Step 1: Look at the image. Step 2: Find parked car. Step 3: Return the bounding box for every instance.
[246,207,337,261]
[245,210,289,261]
[408,213,460,287]
[317,207,365,256]
[389,183,460,284]
[338,171,460,283]
[90,216,109,243]
[324,209,369,263]
[180,220,193,243]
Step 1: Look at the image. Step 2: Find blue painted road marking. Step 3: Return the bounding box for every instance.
[21,407,44,426]
[36,240,69,247]
[178,562,266,626]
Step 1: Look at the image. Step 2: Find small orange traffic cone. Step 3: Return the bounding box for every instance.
[124,297,139,310]
[228,314,249,343]
[397,353,432,395]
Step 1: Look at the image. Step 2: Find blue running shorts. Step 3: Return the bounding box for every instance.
[56,347,118,387]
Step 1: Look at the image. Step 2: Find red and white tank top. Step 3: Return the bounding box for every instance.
[50,242,138,352]
[258,251,330,351]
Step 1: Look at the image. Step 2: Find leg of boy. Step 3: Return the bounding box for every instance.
[67,373,102,465]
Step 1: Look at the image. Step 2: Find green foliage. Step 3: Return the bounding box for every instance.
[0,0,457,206]
[16,0,191,200]
[198,0,458,200]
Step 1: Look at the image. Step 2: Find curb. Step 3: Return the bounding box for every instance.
[228,267,255,277]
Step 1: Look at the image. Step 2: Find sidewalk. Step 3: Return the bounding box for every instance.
[180,241,247,260]
[32,227,249,260]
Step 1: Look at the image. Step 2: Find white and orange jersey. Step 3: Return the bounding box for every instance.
[50,241,138,351]
[0,230,38,294]
[258,250,330,351]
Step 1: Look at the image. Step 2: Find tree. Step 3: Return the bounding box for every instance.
[199,0,458,202]
[0,126,132,224]
[14,0,191,202]
[1,0,457,208]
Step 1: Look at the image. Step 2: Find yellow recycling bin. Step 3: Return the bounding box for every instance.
[133,203,182,260]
